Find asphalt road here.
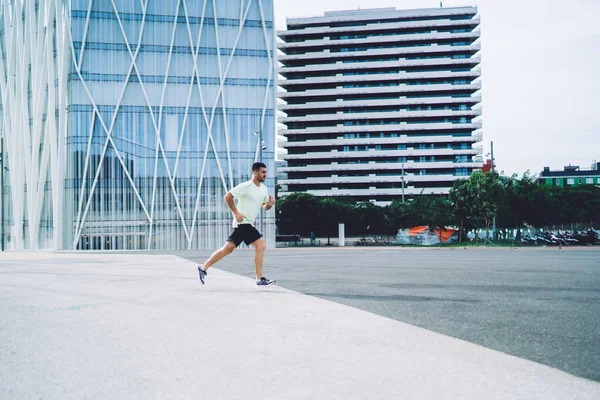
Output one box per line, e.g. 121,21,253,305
170,247,600,382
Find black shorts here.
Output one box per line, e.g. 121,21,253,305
227,224,262,247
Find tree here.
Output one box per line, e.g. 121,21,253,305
276,192,320,236
496,172,538,228
347,201,387,236
385,200,412,231
450,171,504,239
315,198,351,245
450,178,481,239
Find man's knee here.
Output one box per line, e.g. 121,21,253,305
254,240,266,252
222,242,235,254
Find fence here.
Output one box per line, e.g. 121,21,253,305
275,223,600,247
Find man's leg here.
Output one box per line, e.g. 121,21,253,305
250,237,266,279
203,240,237,271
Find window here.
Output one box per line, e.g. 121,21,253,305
586,178,594,184
555,178,561,185
567,178,575,185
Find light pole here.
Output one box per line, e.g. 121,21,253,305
401,161,405,203
254,131,267,233
0,134,5,251
254,130,266,162
490,141,495,172
490,141,496,240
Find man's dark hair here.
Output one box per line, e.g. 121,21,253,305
252,162,266,172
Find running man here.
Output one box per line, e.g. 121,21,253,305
197,162,276,287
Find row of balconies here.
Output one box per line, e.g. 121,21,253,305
279,69,480,89
282,132,483,148
280,121,482,136
279,82,481,100
279,160,483,173
279,16,480,40
279,56,481,75
279,95,481,112
279,173,466,186
278,187,452,197
284,147,481,160
278,31,480,53
279,108,481,124
279,43,481,64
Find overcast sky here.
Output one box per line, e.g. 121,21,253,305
273,0,600,176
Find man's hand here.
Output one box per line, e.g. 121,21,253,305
263,196,276,211
234,211,246,222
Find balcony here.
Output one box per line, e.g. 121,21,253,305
278,43,481,63
278,31,480,52
279,69,481,89
278,16,480,39
279,120,483,136
279,81,482,99
284,148,480,160
279,108,481,124
279,173,462,186
282,134,484,149
279,159,483,173
278,187,452,197
279,95,482,112
278,55,481,75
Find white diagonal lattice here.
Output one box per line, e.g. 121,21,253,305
0,0,276,250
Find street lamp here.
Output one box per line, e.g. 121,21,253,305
485,141,496,172
253,130,267,233
485,141,497,240
0,134,5,251
401,161,405,203
253,130,266,162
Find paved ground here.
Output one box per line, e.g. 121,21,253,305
1,249,599,399
173,247,600,382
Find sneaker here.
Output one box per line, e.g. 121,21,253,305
256,277,275,287
197,265,207,285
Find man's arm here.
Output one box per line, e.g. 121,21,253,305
262,195,276,211
224,192,245,222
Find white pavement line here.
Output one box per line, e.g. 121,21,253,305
0,253,598,400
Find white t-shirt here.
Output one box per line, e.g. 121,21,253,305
229,180,269,227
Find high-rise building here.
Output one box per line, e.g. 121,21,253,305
277,6,482,204
0,0,276,250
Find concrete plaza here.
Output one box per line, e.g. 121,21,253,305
1,249,599,399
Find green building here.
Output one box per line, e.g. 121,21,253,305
539,162,600,187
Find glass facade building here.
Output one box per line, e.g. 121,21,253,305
0,0,276,250
277,7,483,204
